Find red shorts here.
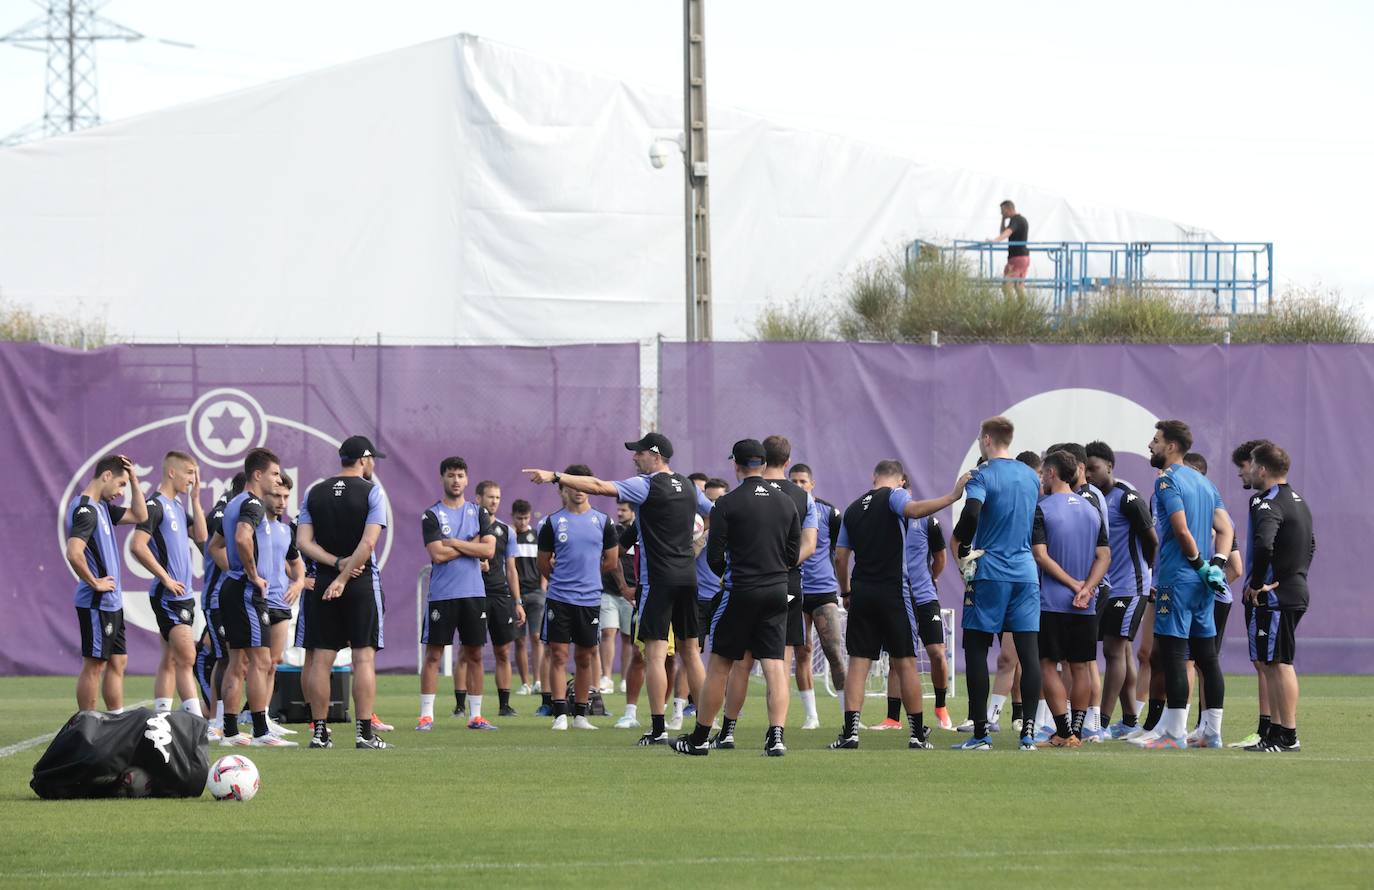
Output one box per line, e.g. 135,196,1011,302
1004,256,1031,278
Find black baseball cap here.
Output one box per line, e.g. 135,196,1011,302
729,439,766,465
339,435,386,461
624,432,673,460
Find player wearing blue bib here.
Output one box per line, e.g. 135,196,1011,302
64,453,148,713
1136,420,1234,750
948,416,1043,751
538,464,621,731
1032,451,1111,747
131,451,208,718
789,463,848,728
1085,440,1157,739
209,447,295,747
417,457,498,731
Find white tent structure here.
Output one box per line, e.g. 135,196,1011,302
0,34,1215,343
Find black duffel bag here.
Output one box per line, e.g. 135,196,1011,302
31,708,209,799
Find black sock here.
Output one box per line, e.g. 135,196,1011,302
721,716,737,738
1070,709,1086,739
651,713,666,736
843,710,861,737
573,701,589,718
886,697,901,722
553,699,568,717
251,710,269,737
690,722,711,745
767,725,784,747
1281,725,1297,746
1259,714,1271,737
357,718,372,740
454,690,467,712
1122,711,1138,728
687,695,694,706
1144,699,1165,731
934,687,947,709
541,692,552,708
498,689,511,709
1012,702,1025,722
907,710,924,738
1054,712,1071,738
224,713,239,737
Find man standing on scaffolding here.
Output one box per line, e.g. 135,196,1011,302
993,199,1030,298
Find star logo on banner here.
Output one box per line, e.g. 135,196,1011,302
206,406,245,449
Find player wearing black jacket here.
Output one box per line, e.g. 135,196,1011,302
674,440,801,758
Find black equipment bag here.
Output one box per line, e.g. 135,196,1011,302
30,708,209,799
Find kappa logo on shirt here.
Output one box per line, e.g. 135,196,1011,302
1125,494,1138,503
76,506,92,515
753,485,769,496
1159,482,1170,490
1258,502,1272,511
861,494,873,510
332,480,346,497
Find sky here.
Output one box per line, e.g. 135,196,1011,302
2,0,1371,310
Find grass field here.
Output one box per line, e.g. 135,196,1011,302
2,673,1372,888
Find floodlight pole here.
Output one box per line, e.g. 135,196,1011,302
683,0,712,341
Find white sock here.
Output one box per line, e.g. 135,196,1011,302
1162,707,1187,737
469,695,482,720
601,675,611,688
1135,699,1146,719
624,703,638,720
989,693,1007,723
672,697,686,720
1087,706,1101,732
110,707,124,715
154,697,173,713
420,693,435,720
801,689,818,720
1203,707,1223,735
215,701,225,721
181,699,203,717
1035,699,1053,731
837,690,845,713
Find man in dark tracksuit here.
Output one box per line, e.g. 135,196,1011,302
674,439,801,758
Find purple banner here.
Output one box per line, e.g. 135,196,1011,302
661,342,1372,673
0,342,640,675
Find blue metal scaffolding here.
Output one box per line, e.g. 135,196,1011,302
905,240,1273,314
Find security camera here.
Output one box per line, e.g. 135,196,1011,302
649,140,672,169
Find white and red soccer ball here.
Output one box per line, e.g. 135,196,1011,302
207,754,260,802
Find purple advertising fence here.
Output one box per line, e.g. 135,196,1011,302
661,342,1373,674
2,341,1369,676
0,342,641,675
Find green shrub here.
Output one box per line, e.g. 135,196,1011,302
0,296,113,348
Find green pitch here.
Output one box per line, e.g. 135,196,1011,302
1,674,1371,888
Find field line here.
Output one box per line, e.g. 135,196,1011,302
0,701,153,759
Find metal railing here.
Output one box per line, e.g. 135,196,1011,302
906,239,1274,314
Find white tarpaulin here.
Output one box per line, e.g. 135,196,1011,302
0,34,1216,343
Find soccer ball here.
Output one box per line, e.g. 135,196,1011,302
207,754,260,802
118,766,153,797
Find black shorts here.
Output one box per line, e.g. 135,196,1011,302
218,576,270,649
306,567,384,651
208,609,227,658
802,592,839,614
422,597,488,648
844,582,919,660
267,607,292,626
1249,606,1303,664
1040,611,1098,664
635,583,699,643
540,599,600,649
709,583,788,661
151,596,196,641
1098,595,1146,641
76,607,126,660
786,591,805,647
486,594,519,646
914,599,947,648
697,593,722,645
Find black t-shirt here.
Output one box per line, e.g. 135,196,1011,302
512,527,541,594
481,518,513,595
766,477,811,596
705,476,801,591
1247,484,1315,609
625,472,699,589
1004,214,1029,257
842,487,907,588
302,475,387,578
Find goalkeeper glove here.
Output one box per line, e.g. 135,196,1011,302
958,549,985,584
1189,554,1228,597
